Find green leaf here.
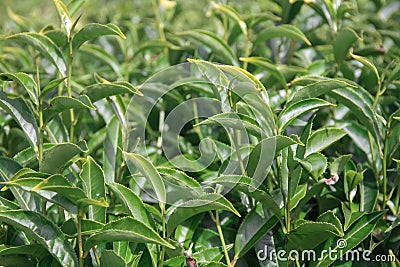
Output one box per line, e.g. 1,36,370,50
346,170,364,193
361,173,378,212
203,175,283,226
0,210,77,266
256,24,311,45
107,182,154,228
80,156,106,223
329,154,352,175
32,174,87,203
0,244,49,259
167,193,240,235
196,112,264,138
39,141,88,174
350,51,380,86
333,28,360,63
123,152,166,210
287,221,343,251
177,29,238,65
39,77,67,99
52,0,72,38
0,92,39,150
341,203,364,231
328,86,380,141
103,116,120,183
83,81,141,103
289,76,356,104
0,72,38,106
84,217,174,251
240,57,289,90
100,250,126,267
234,203,278,258
211,2,247,36
317,210,344,236
61,218,104,237
72,23,126,52
43,95,95,123
278,98,334,132
305,127,347,157
297,153,327,181
289,183,308,210
7,32,67,75
316,210,386,266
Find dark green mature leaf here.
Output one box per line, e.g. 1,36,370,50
83,81,141,103
123,152,166,209
297,153,327,181
346,170,363,193
100,250,126,267
204,175,283,225
43,95,95,123
61,218,104,237
0,210,77,266
103,116,120,183
256,24,311,45
278,98,333,133
328,87,380,140
80,156,106,223
84,217,174,251
333,28,359,63
287,221,343,251
7,32,67,75
234,204,278,258
72,23,126,52
167,193,240,235
317,210,344,236
361,173,378,212
0,91,39,150
316,210,386,266
289,76,355,104
0,72,38,106
177,30,238,65
0,244,49,259
107,182,154,228
32,174,87,203
39,77,67,99
305,127,347,157
39,140,88,174
0,158,38,211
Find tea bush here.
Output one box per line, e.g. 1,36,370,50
0,0,399,266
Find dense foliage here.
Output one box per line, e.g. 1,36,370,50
0,0,399,266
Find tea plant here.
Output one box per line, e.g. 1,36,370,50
0,0,399,266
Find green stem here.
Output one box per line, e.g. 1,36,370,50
214,211,231,266
77,209,84,267
67,41,75,141
232,129,246,176
382,126,389,211
242,36,251,70
152,0,169,61
159,207,166,267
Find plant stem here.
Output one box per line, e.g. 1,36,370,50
152,0,169,61
159,208,166,267
67,42,75,141
382,126,389,211
214,211,231,267
77,209,84,267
